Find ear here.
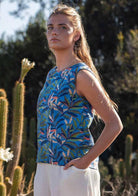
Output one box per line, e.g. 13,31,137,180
73,31,81,42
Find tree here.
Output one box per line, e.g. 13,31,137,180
4,0,84,18
83,0,138,60
114,29,138,125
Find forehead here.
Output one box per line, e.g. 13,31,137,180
47,14,73,26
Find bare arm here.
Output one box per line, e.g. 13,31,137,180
64,69,123,169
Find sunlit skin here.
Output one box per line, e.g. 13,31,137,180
46,14,123,170
46,14,81,71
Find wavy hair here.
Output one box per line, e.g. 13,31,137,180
48,4,118,117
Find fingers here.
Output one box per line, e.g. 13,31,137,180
64,161,74,170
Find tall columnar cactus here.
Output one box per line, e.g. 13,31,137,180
4,177,12,195
20,117,28,163
9,166,23,196
0,172,3,183
0,182,6,196
0,97,8,148
118,158,125,178
125,134,133,178
0,89,6,98
0,58,35,195
0,97,8,176
5,82,25,180
5,58,35,182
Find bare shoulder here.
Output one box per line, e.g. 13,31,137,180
77,68,94,79
76,69,102,97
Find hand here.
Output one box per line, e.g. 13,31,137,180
64,156,91,170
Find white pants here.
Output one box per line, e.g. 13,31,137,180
33,163,100,196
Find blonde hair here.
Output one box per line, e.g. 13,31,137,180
48,4,118,117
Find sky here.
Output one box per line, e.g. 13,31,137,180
0,1,50,41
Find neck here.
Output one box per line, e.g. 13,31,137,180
53,48,80,71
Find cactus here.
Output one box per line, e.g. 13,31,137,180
0,59,35,194
0,173,3,183
5,58,35,181
9,166,23,196
0,165,4,183
0,97,8,149
20,117,28,163
5,82,25,181
4,177,12,195
0,89,6,98
0,97,8,177
119,158,125,178
0,182,6,196
125,134,133,178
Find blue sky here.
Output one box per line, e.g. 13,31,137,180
0,1,50,41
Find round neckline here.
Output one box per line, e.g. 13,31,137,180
55,62,83,73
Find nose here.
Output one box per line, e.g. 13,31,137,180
51,27,59,35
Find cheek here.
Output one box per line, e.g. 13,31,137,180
64,31,74,42
68,28,74,34
67,34,74,44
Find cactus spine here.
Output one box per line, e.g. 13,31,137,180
9,166,23,196
125,134,133,178
0,182,6,196
6,81,25,181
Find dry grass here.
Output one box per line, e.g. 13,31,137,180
101,177,138,196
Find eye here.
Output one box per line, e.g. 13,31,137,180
47,26,53,30
61,26,67,29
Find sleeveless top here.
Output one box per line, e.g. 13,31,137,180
36,62,99,170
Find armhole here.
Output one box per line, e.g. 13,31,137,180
74,65,95,98
75,64,95,79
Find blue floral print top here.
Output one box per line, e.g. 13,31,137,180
36,62,99,170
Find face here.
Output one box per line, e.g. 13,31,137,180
46,14,80,52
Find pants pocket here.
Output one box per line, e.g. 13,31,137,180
71,165,89,172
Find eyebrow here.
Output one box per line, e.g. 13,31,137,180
47,23,68,26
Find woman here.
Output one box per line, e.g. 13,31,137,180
34,3,123,196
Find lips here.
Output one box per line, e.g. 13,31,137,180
50,38,59,41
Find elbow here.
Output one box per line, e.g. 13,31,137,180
118,122,123,133
113,112,124,134
109,116,123,135
116,119,123,134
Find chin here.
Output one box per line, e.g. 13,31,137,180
50,45,68,51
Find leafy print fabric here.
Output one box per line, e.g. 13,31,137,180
36,62,99,169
